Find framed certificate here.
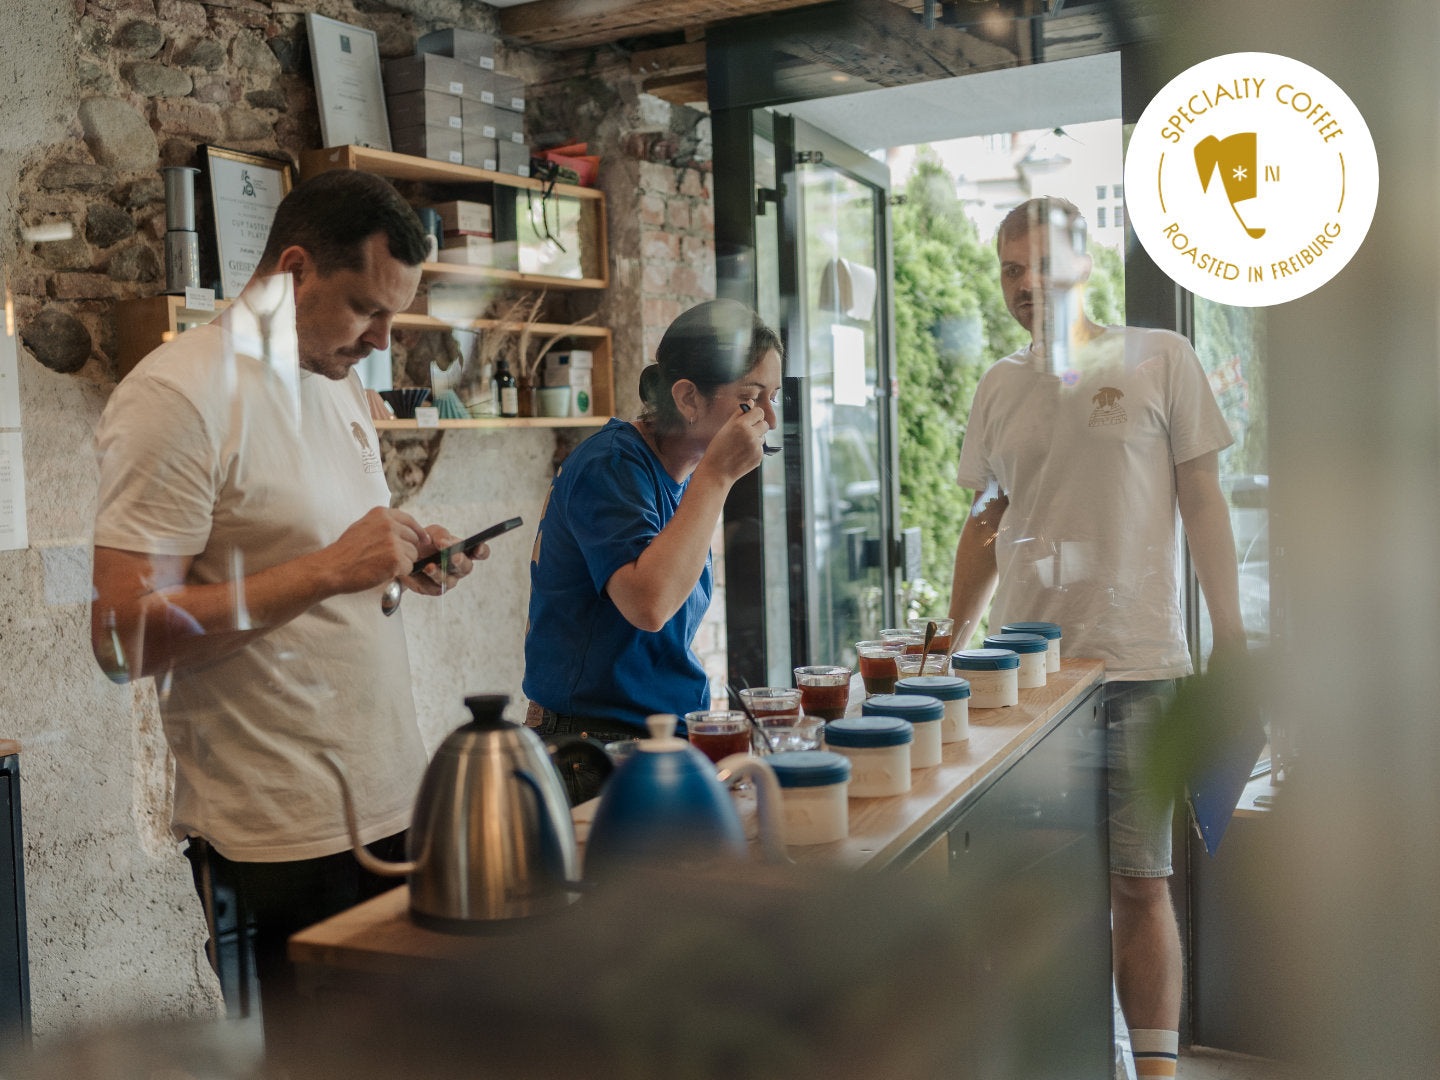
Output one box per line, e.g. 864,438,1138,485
306,13,392,152
201,146,294,299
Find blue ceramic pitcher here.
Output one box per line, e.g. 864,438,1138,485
584,714,786,878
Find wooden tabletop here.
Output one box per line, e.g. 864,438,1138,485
792,657,1105,871
290,659,1105,976
0,740,19,757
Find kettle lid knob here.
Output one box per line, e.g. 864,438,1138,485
644,713,687,749
462,694,512,730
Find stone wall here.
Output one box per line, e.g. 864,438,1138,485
1,0,722,1037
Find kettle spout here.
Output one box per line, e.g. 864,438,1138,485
319,750,418,877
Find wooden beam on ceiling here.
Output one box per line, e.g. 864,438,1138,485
775,0,1019,87
629,41,707,77
500,0,821,50
642,73,711,106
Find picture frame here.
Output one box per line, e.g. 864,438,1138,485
306,13,392,153
200,146,294,300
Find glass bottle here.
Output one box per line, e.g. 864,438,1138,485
493,360,518,418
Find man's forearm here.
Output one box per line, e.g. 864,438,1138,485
948,512,1002,651
94,546,343,681
1176,456,1247,654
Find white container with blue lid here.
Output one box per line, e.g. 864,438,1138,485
862,694,944,767
822,716,913,796
983,632,1049,689
895,675,971,743
768,750,852,845
951,648,1020,708
1000,621,1062,673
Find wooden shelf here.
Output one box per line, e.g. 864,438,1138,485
375,416,610,432
392,314,609,336
113,295,231,379
300,145,610,291
418,261,606,292
299,145,603,201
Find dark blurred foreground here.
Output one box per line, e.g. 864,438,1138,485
4,864,1106,1080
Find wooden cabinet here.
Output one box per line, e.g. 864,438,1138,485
114,295,232,380
114,146,614,432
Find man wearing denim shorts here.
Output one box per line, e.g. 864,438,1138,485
948,199,1246,1078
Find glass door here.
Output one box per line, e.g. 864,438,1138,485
771,113,901,671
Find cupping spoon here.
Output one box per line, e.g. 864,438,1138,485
738,402,781,455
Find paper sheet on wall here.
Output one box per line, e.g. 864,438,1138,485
1,280,20,429
0,278,27,550
0,433,27,551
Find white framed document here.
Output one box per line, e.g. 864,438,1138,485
306,13,392,151
201,146,294,300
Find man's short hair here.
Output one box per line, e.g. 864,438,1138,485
256,170,428,274
995,196,1088,255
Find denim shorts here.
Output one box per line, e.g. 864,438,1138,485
1106,679,1178,878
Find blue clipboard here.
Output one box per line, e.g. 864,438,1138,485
1186,710,1267,857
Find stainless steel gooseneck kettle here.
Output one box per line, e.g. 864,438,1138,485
323,694,580,931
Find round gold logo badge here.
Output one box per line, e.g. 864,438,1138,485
1124,51,1378,307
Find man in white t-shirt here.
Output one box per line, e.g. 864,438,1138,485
949,198,1246,1078
90,171,483,1040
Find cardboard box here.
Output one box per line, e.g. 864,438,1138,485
431,200,492,235
436,238,517,271
489,72,526,113
544,350,594,417
462,133,498,171
386,90,462,131
460,99,523,142
389,123,462,165
497,140,530,178
417,28,497,70
438,235,496,263
384,54,470,98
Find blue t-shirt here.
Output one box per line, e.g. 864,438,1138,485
523,419,712,728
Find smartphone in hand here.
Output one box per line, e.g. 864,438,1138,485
412,515,524,575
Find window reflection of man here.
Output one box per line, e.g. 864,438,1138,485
950,197,1246,1080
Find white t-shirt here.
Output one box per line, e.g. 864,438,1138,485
956,326,1233,681
94,308,425,862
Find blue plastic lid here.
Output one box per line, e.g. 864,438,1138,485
951,648,1021,671
895,675,970,701
983,632,1049,654
823,716,914,748
767,750,852,788
1000,621,1062,640
862,694,944,722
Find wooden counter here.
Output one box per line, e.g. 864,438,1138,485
291,659,1105,973
797,658,1104,872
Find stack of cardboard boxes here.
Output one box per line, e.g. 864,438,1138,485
383,28,529,176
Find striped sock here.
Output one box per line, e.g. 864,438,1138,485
1129,1028,1178,1078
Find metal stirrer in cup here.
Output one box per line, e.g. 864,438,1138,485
918,621,938,675
728,683,777,754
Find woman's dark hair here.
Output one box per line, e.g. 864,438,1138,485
255,170,429,274
639,300,783,434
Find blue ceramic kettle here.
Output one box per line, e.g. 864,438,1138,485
584,714,787,878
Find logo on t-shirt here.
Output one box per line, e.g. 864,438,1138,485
350,421,382,475
1089,386,1128,427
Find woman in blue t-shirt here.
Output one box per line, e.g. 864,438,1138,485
523,300,782,776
